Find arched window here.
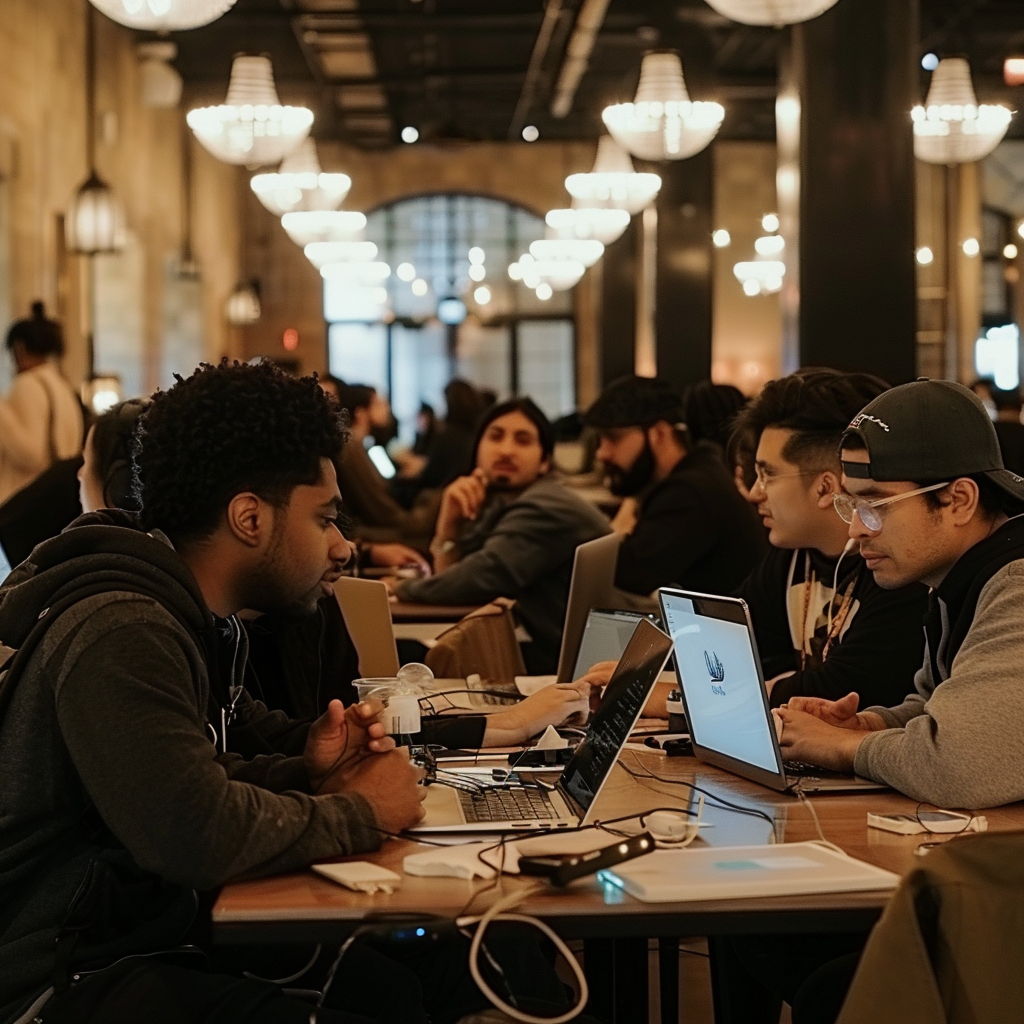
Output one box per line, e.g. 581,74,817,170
325,194,576,441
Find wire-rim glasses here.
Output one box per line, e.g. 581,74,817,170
832,481,950,531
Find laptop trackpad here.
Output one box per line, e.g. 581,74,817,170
419,783,465,827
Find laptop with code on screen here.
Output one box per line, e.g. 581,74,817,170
658,588,886,795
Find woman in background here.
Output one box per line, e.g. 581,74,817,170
0,302,83,503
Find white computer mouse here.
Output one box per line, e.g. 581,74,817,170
644,810,691,842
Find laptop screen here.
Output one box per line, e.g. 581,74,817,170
571,609,643,680
0,538,11,587
560,618,673,818
659,590,780,775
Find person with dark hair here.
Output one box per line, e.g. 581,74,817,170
721,379,1024,1024
683,380,748,450
584,375,766,597
392,396,610,672
412,401,436,456
333,382,436,551
0,301,83,503
77,399,149,514
0,360,432,1024
725,369,928,710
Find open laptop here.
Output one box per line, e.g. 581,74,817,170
658,588,887,795
554,533,622,683
413,617,674,832
571,608,645,680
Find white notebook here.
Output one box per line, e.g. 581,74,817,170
599,842,899,903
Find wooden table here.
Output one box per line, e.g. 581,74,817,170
214,752,1024,943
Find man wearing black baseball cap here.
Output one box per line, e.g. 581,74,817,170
584,375,765,597
776,379,1024,809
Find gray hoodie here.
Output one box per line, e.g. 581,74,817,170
0,514,379,1024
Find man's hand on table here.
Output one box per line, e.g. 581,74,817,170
340,749,428,833
367,542,431,578
483,681,594,746
305,698,393,793
773,692,888,773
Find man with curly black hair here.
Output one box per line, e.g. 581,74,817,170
0,361,433,1024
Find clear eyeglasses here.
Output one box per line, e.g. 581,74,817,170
832,481,950,532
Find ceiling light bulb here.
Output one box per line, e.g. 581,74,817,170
508,262,523,281
916,246,934,266
468,247,485,264
522,125,539,142
468,264,486,282
1004,244,1019,260
602,52,723,161
712,229,731,248
754,234,785,256
474,286,492,305
762,213,780,233
742,279,761,296
401,126,419,144
187,55,313,167
397,262,416,281
536,283,553,300
411,278,429,296
922,53,940,71
962,237,980,257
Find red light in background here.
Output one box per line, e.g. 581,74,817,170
1006,58,1024,87
283,328,299,351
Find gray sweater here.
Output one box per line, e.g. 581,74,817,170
854,561,1024,809
395,475,610,670
0,517,380,1024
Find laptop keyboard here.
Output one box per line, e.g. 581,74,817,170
783,760,847,779
458,784,559,822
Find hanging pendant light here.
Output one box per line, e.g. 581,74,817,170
225,281,261,325
529,238,604,268
603,52,724,162
67,172,126,255
565,136,661,214
89,0,236,30
517,253,586,292
702,0,839,27
250,138,351,216
545,207,631,245
187,55,313,167
320,261,392,285
912,57,1013,165
281,210,367,248
304,241,378,270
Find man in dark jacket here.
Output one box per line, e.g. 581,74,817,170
0,362,427,1024
584,375,766,597
393,398,610,673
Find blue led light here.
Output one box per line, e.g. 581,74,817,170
415,927,426,937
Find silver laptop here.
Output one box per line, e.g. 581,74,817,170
572,608,645,680
413,617,674,832
555,533,622,683
658,588,887,795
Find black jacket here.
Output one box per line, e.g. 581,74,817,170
737,545,928,709
615,443,767,597
0,513,378,1024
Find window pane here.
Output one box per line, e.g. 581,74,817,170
391,322,449,444
328,323,388,392
456,322,510,400
517,320,575,420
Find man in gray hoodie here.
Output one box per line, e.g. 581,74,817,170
0,362,429,1024
776,379,1024,810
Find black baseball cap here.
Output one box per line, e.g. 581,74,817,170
840,378,1024,502
584,375,687,431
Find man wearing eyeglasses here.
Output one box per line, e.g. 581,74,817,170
730,370,929,711
776,379,1024,809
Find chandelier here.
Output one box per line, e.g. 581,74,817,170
517,254,586,292
733,260,785,296
545,207,631,245
912,57,1013,165
304,241,378,270
225,281,261,325
281,210,367,248
320,261,392,285
187,55,313,167
89,0,236,30
602,52,724,162
529,239,604,268
250,139,351,216
564,137,661,214
702,0,839,26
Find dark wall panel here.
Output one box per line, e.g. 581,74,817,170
599,217,637,386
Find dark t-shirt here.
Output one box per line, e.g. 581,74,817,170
736,545,928,709
615,443,768,596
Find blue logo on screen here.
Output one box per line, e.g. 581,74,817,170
705,650,726,694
